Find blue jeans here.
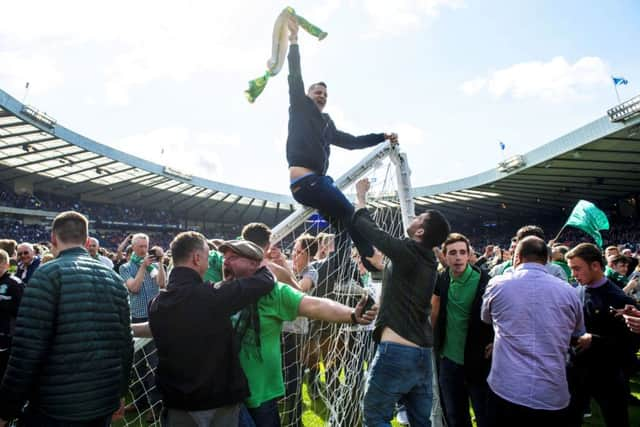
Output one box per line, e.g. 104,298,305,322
363,342,433,427
290,174,377,271
240,398,280,427
439,356,489,427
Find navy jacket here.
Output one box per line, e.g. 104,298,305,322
286,44,385,176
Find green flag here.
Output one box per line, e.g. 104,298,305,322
564,200,609,247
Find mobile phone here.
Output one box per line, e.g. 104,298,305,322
363,294,376,312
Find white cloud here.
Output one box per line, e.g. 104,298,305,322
460,77,487,95
460,56,610,101
362,0,465,37
112,127,234,179
0,1,276,104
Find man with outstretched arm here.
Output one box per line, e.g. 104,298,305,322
131,231,275,427
286,17,397,272
354,178,451,427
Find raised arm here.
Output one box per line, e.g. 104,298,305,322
287,18,306,108
121,257,154,294
352,179,413,263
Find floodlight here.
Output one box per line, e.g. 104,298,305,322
497,154,526,173
21,105,57,128
607,94,640,122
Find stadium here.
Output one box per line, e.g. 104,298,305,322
2,81,640,426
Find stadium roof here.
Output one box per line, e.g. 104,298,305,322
412,99,640,223
1,86,639,227
0,88,296,225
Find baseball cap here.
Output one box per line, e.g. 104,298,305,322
218,240,264,261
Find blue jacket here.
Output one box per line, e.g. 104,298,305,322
286,44,385,176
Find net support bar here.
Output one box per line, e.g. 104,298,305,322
389,148,415,235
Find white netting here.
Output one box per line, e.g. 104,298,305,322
116,146,411,426
278,156,407,427
112,338,162,426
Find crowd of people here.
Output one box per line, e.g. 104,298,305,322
0,183,639,426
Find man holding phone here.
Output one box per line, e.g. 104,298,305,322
354,178,451,427
119,233,166,419
565,243,636,426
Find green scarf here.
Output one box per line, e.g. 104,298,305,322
605,265,628,285
245,6,327,103
130,253,157,273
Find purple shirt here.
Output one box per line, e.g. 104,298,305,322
481,263,584,410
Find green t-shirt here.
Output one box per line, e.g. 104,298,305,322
237,282,304,408
442,264,480,365
204,250,223,283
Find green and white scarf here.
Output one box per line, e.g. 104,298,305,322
245,6,327,103
130,253,157,273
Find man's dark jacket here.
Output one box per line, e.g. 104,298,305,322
352,208,438,347
286,44,385,176
433,266,494,383
0,247,133,421
573,279,637,370
148,266,275,411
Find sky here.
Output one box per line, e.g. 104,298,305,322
1,0,638,196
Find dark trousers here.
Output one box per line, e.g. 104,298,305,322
0,348,9,381
567,365,629,427
438,357,489,427
22,406,111,427
487,388,567,427
247,398,281,427
290,174,376,271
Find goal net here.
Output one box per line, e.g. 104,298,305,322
271,142,415,427
116,142,415,426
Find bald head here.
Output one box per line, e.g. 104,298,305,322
515,236,548,267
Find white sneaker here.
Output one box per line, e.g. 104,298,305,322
396,409,409,425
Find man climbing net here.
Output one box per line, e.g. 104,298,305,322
284,16,398,273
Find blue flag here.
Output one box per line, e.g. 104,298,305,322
499,141,506,151
612,76,628,86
